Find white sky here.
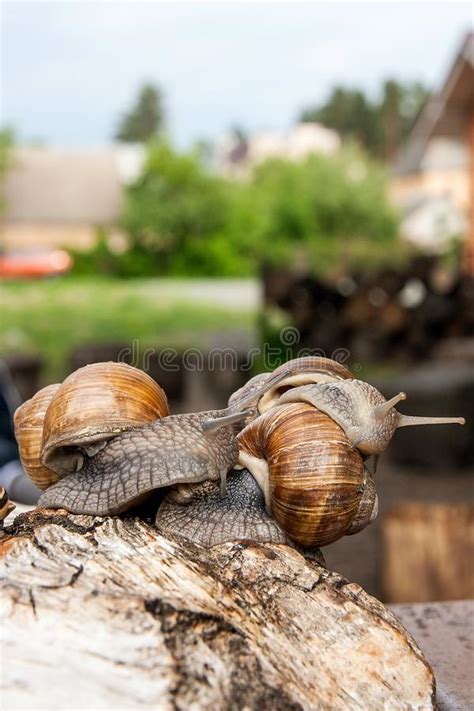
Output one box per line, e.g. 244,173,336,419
1,1,472,148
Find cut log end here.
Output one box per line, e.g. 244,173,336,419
1,508,436,710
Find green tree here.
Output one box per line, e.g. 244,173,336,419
121,141,251,276
381,80,402,162
236,144,399,273
300,80,429,160
300,87,381,155
115,84,164,143
394,80,429,142
380,79,429,161
78,141,399,278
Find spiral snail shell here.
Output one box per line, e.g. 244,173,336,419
237,402,372,547
13,356,465,554
25,363,292,515
14,362,169,488
228,357,352,424
14,383,61,489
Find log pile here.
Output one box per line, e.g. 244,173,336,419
263,257,474,363
1,508,436,709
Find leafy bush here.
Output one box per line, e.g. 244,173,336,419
119,142,247,276
73,140,399,277
238,143,399,273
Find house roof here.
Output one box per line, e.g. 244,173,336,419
394,32,474,175
2,147,124,223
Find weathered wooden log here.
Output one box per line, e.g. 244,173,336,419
1,509,435,710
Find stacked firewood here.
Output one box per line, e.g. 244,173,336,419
262,256,474,363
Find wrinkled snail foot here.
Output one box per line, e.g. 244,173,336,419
155,468,325,567
156,469,291,548
38,413,238,515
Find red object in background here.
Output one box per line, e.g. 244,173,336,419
0,250,73,278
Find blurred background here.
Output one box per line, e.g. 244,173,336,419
0,1,473,603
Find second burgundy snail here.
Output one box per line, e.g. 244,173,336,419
14,357,464,551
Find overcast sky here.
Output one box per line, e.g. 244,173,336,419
1,1,472,148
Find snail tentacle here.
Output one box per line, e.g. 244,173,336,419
278,380,465,457
202,408,255,433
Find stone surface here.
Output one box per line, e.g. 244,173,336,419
390,600,474,711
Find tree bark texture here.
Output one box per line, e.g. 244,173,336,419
1,509,436,710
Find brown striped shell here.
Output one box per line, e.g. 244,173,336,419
0,485,15,523
42,362,169,476
14,383,61,489
229,356,352,416
14,362,169,486
237,402,368,548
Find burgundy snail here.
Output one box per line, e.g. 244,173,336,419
13,358,464,552
154,357,355,549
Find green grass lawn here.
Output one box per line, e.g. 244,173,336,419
0,277,257,381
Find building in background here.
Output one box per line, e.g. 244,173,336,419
214,122,340,179
0,145,145,253
391,32,474,272
391,137,468,253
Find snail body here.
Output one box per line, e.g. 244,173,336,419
14,362,169,488
14,356,465,552
38,409,240,515
278,379,465,456
22,362,293,516
155,469,291,548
